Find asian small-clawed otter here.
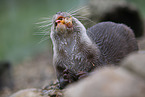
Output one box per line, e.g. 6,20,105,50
50,12,138,89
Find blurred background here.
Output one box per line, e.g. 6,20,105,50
0,0,145,96
0,0,87,64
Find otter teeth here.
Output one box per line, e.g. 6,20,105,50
56,23,66,33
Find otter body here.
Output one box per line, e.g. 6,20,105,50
87,22,138,64
50,12,138,88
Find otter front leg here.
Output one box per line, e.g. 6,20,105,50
59,70,89,89
58,68,78,89
58,69,71,89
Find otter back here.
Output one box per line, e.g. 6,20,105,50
87,22,138,64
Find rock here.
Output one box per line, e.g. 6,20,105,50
64,67,145,97
64,51,145,97
10,88,43,97
138,37,145,50
121,51,145,79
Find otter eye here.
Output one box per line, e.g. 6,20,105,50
57,16,64,20
58,17,63,20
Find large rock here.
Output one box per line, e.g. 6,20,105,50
138,37,145,50
122,51,145,79
64,67,145,97
64,52,145,97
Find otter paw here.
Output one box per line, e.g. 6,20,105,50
63,69,72,83
76,71,88,79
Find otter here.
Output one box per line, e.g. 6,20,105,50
50,12,138,89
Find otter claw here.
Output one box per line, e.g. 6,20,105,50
77,71,88,79
62,69,71,83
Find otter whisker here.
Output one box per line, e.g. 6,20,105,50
75,16,96,25
72,13,90,17
67,6,78,14
37,24,52,31
34,33,49,36
69,6,87,14
35,15,53,44
39,17,52,20
69,6,88,15
36,25,51,36
38,31,50,43
35,20,52,25
36,31,50,34
38,36,50,44
38,23,53,28
34,32,50,36
37,27,51,32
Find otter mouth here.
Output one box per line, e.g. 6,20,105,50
55,15,73,32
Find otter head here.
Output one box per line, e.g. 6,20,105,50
51,12,86,39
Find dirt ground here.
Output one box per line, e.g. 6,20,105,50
0,48,56,97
